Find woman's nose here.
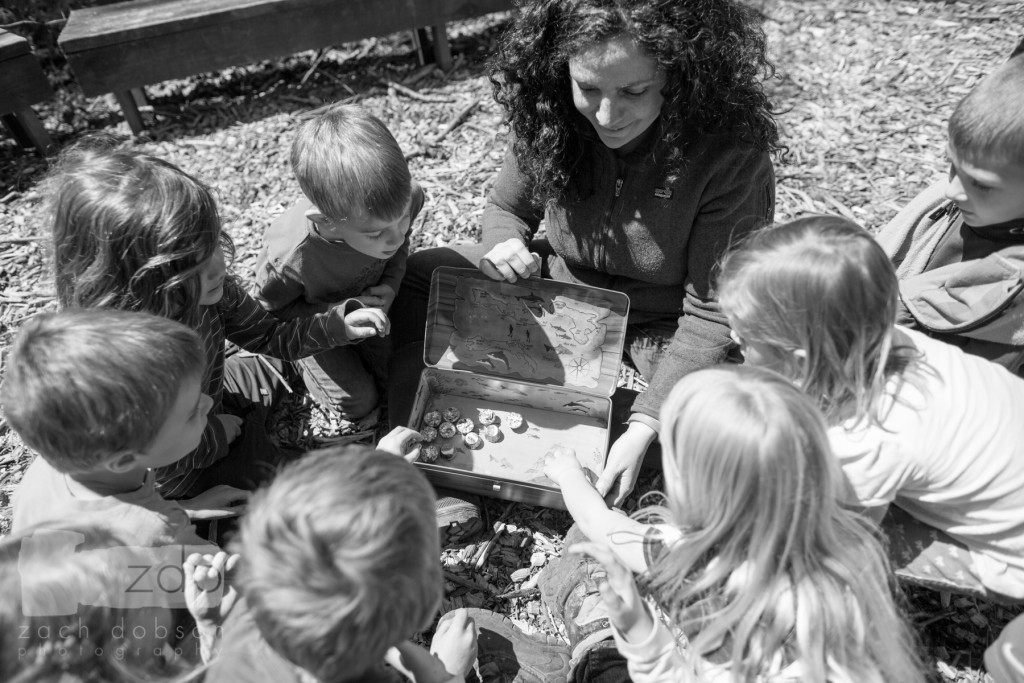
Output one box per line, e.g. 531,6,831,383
595,97,620,127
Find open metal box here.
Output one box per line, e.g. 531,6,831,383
408,267,629,509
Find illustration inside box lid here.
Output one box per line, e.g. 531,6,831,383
425,268,628,395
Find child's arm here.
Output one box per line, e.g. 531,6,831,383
544,446,650,574
220,278,384,359
179,484,250,520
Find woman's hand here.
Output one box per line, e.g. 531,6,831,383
595,422,657,507
569,541,654,644
479,238,541,283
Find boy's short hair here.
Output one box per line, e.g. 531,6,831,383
235,445,440,682
949,54,1024,167
0,309,205,474
291,103,412,223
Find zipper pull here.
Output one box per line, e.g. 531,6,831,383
615,178,623,197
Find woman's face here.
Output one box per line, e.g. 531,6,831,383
568,35,667,153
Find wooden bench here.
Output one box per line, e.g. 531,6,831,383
1,29,55,155
59,0,513,134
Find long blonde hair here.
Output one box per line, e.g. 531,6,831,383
717,215,916,427
642,366,925,683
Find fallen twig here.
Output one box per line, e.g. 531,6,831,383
382,80,452,103
431,98,481,146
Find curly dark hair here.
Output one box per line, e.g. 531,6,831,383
489,0,781,205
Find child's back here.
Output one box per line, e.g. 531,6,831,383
876,53,1024,373
834,324,1024,599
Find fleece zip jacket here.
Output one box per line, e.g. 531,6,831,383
481,125,775,425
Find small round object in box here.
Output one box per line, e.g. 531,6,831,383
456,417,475,434
420,444,440,463
482,424,502,443
442,406,461,422
420,426,438,443
423,410,443,427
438,421,457,439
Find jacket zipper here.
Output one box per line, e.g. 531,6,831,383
614,178,623,197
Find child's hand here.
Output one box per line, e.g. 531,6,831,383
184,551,241,663
569,542,654,645
543,446,585,485
357,284,396,312
184,551,240,624
431,609,478,680
377,426,422,463
345,307,390,339
180,484,250,520
213,413,243,444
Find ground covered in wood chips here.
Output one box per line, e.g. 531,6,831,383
2,1,1024,680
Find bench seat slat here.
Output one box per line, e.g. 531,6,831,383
60,0,510,52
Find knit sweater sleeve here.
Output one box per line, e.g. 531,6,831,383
481,145,546,252
219,277,363,359
633,147,775,424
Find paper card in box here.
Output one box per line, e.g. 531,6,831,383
410,267,629,508
423,268,628,396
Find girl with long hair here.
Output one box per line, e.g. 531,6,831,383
545,366,926,682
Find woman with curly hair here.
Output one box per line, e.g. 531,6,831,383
390,0,780,504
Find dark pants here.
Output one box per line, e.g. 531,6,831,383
179,351,294,497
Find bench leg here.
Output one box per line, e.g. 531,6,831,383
114,89,147,135
430,24,452,71
411,25,453,71
2,108,55,156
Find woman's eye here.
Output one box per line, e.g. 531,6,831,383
624,89,647,97
368,232,384,240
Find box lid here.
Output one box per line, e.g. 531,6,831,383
424,267,630,397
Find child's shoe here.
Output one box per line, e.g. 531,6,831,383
442,608,571,683
536,524,615,675
436,494,484,547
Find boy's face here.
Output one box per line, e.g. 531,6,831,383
945,143,1024,227
135,375,212,470
308,199,412,260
